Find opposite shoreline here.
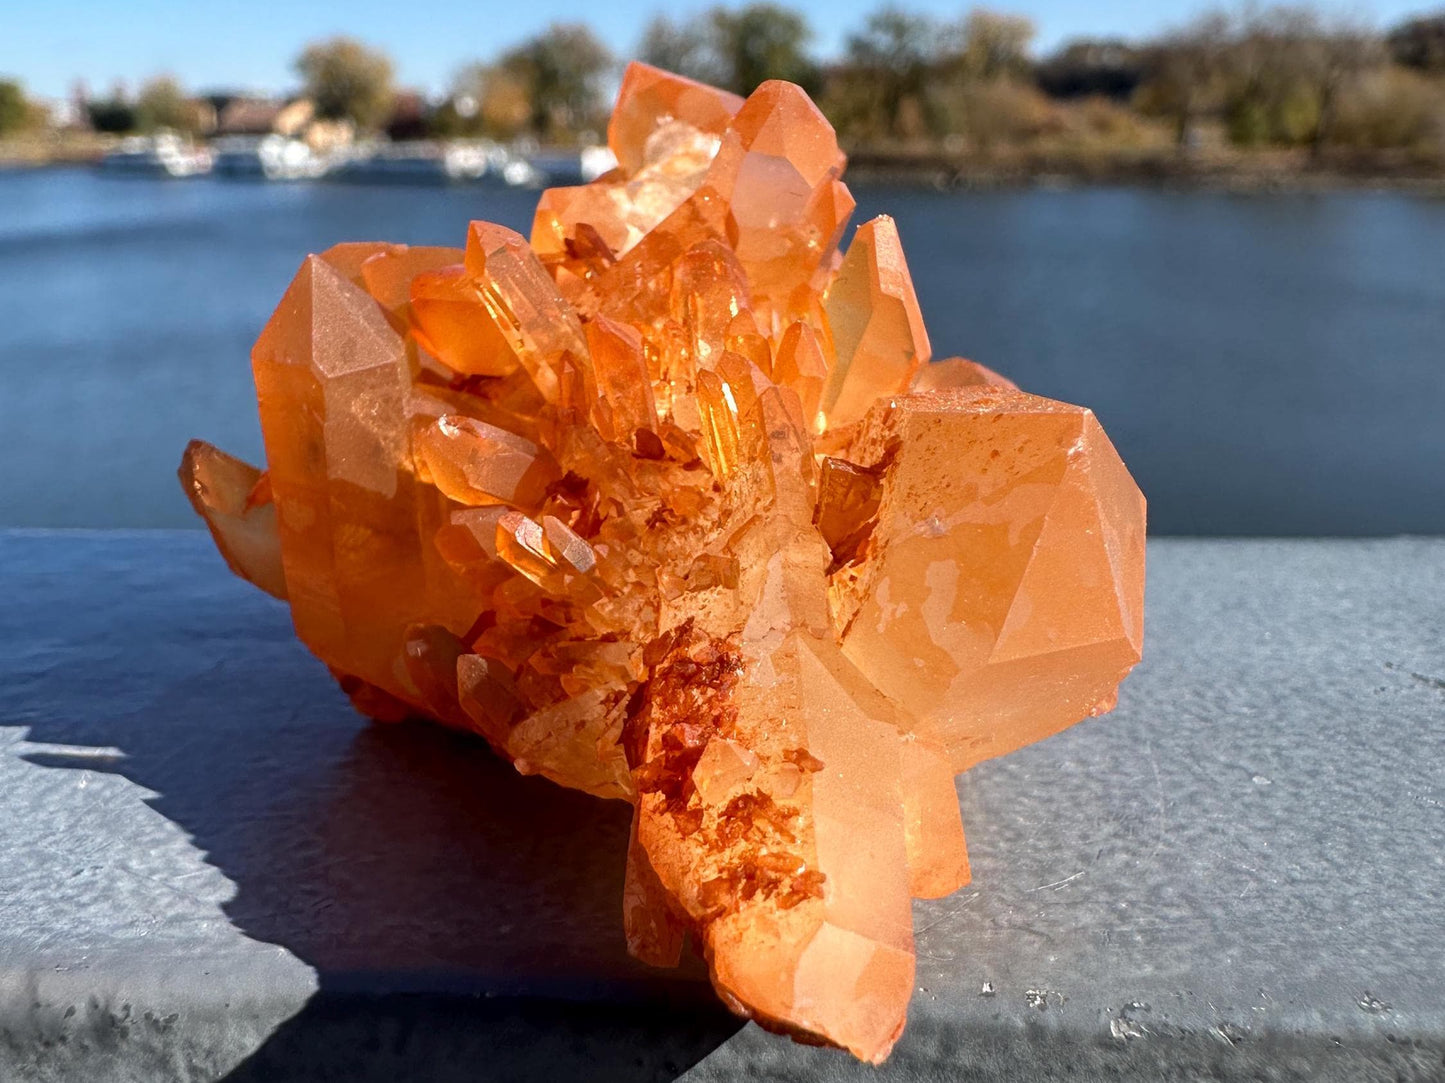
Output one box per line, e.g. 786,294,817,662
4,142,1443,196
846,147,1445,195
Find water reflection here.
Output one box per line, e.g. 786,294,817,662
2,169,1443,534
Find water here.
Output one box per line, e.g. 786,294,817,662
2,167,1442,534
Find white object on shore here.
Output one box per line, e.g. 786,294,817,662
100,134,213,178
580,145,618,182
212,135,332,182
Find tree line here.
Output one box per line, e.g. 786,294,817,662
3,3,1444,160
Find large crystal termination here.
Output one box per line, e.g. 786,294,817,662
180,63,1144,1063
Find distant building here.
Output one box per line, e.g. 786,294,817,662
211,95,352,150
385,91,429,141
215,96,304,136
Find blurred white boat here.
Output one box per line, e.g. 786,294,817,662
440,142,484,181
100,134,213,178
499,156,546,188
581,145,619,182
212,135,332,181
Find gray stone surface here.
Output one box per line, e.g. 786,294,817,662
0,530,1442,1081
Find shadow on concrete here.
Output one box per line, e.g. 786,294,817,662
220,993,743,1083
12,538,741,1082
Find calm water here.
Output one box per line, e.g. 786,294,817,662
2,167,1442,534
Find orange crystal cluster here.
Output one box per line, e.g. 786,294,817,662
180,62,1145,1062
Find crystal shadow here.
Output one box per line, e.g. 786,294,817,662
3,531,739,1081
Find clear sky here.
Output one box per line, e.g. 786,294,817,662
4,0,1433,99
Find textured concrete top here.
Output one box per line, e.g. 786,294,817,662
0,531,1441,1082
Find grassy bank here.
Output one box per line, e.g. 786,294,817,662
0,131,111,168
6,129,1442,195
847,146,1445,193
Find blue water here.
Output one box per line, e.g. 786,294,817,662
2,167,1443,534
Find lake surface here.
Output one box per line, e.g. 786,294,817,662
2,167,1442,534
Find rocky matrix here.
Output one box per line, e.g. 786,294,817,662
180,63,1145,1062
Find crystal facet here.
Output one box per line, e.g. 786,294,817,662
183,63,1145,1064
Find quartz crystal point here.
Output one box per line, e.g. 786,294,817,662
182,63,1145,1064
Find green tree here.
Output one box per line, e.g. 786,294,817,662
708,4,817,95
295,37,395,131
639,15,721,85
845,8,941,137
638,6,817,96
499,24,613,139
134,76,198,134
0,78,31,135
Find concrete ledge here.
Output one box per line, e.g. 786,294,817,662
1,531,1442,1081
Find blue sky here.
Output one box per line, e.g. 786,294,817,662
5,0,1433,99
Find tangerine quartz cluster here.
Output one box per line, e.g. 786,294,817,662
180,63,1145,1062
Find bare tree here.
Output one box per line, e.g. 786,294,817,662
1136,9,1232,149
956,8,1036,80
1301,14,1383,156
1221,6,1382,153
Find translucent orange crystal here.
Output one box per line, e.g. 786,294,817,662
180,62,1145,1063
